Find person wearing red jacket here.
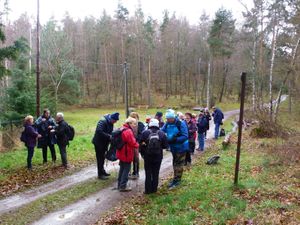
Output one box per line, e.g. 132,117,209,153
116,117,139,192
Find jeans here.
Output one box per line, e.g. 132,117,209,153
27,146,34,169
118,161,131,189
214,123,221,139
198,133,205,151
42,144,56,162
144,157,162,193
58,145,68,167
94,144,108,177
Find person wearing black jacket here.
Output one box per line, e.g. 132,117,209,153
51,112,70,168
35,109,57,163
204,108,211,139
92,112,119,180
140,119,168,194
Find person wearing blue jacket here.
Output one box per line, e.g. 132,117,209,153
161,109,189,189
212,106,224,139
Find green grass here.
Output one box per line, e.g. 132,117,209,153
0,173,116,225
119,140,299,225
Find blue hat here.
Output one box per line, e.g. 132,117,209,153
166,110,176,119
110,112,119,121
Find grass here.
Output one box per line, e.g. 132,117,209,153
98,100,300,225
0,173,116,225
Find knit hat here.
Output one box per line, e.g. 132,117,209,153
149,118,159,128
110,112,120,121
155,112,163,118
166,109,176,119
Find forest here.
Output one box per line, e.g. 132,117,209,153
0,0,299,121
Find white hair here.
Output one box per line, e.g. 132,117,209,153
56,112,64,118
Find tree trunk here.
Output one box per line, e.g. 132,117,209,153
219,58,228,103
269,25,278,121
207,61,211,109
252,36,257,111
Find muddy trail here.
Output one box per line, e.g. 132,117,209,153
31,109,239,225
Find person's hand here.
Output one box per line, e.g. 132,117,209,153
37,134,42,138
141,142,147,147
50,129,55,133
168,136,177,144
42,118,46,122
48,126,52,129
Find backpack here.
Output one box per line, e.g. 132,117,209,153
111,128,128,150
105,145,118,161
146,130,161,155
206,155,220,165
219,128,226,137
20,129,27,143
67,124,75,141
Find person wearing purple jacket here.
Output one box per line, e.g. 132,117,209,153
23,115,41,170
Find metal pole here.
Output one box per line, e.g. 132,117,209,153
124,62,129,118
36,0,41,117
234,72,247,185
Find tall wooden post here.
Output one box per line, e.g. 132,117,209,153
234,72,247,185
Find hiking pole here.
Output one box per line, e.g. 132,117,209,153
234,72,247,186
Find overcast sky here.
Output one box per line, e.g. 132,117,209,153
7,0,252,25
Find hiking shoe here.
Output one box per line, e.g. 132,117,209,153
168,180,180,189
98,175,109,180
119,187,132,192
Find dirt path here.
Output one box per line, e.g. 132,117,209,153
32,109,239,225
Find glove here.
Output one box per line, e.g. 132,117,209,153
168,136,177,144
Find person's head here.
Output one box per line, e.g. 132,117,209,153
24,115,34,125
166,109,176,123
177,112,185,120
149,118,159,128
125,116,137,129
145,115,151,124
56,112,64,122
204,107,209,113
155,112,163,120
199,111,204,118
43,108,50,119
185,112,192,122
129,112,140,121
212,106,216,111
109,112,119,124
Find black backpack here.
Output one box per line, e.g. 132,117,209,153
219,128,225,137
146,130,161,155
20,129,27,143
111,128,128,150
105,145,118,161
67,124,75,141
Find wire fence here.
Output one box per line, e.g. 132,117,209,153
0,119,23,130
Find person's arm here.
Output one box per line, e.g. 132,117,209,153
176,121,188,143
124,129,139,149
95,120,111,141
160,132,169,149
160,123,167,133
27,126,39,138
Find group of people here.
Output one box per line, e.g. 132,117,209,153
21,106,224,194
92,106,224,194
21,109,71,170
